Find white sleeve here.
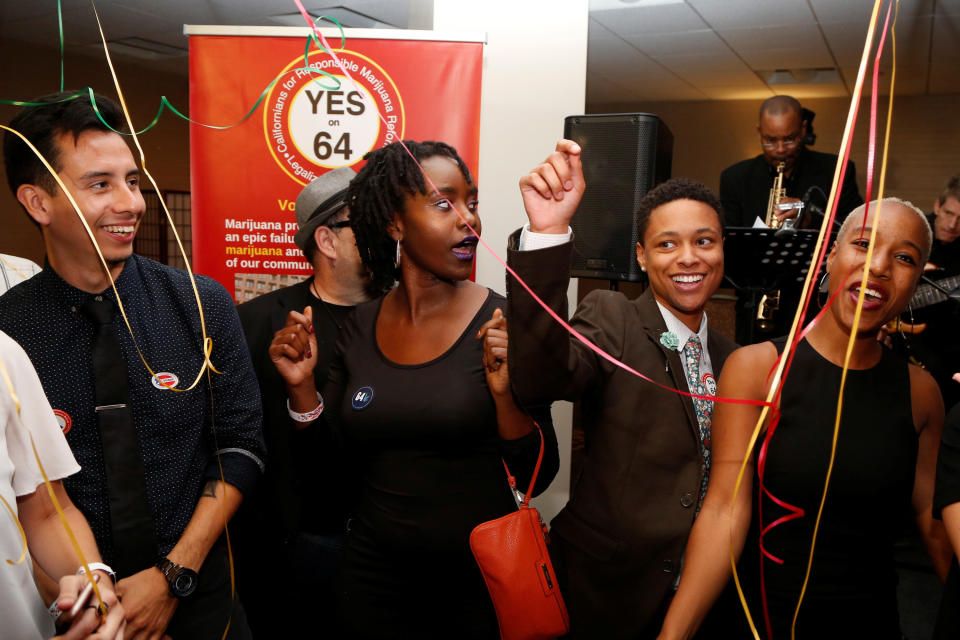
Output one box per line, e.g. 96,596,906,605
1,332,80,497
517,223,573,251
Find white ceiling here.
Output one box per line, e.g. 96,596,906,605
0,1,956,101
588,0,960,104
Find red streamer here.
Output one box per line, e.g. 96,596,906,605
755,3,894,636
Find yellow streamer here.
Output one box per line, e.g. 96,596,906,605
790,3,898,638
90,2,221,391
90,7,238,635
727,1,885,637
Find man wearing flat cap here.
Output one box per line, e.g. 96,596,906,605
233,166,372,637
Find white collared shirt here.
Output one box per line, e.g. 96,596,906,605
517,223,573,251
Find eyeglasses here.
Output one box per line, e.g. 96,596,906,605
324,220,351,230
760,133,802,150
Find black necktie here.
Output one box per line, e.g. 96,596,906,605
81,295,158,577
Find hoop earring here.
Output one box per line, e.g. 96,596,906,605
395,239,401,269
817,272,829,309
902,304,916,341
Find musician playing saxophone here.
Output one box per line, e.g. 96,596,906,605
720,95,864,343
720,95,863,229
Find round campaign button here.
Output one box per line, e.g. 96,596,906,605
152,372,180,390
351,386,375,410
53,409,72,435
702,372,717,397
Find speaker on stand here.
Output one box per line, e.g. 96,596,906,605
563,113,673,289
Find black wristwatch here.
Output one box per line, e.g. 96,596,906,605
155,557,198,599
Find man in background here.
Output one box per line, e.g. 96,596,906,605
896,175,960,411
235,166,374,637
719,95,864,343
720,94,863,228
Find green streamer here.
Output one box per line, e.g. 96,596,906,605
58,0,65,91
1,15,348,136
0,89,85,107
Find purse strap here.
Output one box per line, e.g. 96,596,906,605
502,421,544,510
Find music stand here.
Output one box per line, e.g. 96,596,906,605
723,227,820,344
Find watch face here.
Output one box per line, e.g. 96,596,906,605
172,569,198,598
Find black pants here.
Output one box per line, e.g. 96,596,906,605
549,532,746,640
165,546,251,640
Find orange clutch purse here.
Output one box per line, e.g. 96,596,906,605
470,425,570,640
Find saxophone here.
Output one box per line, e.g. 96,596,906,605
757,162,788,331
765,162,787,229
756,289,780,332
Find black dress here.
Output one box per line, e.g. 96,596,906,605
323,289,559,639
736,337,917,639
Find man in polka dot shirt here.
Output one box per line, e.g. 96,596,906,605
0,93,265,639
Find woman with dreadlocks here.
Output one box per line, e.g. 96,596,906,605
321,141,559,638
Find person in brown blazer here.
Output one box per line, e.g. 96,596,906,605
506,140,738,638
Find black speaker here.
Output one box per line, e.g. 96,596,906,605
563,113,673,282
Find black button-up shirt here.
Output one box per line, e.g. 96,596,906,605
720,147,864,228
0,255,265,564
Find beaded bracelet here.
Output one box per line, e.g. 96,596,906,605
287,391,324,422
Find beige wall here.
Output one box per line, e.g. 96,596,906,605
589,94,960,211
0,40,189,264
433,0,589,523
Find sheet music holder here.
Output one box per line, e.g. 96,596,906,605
723,227,820,343
723,227,820,290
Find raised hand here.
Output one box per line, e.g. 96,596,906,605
478,308,509,398
268,306,318,388
519,139,586,234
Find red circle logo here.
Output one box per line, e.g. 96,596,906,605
264,49,405,185
53,409,72,435
152,372,179,390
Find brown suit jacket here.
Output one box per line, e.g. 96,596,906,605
506,231,737,637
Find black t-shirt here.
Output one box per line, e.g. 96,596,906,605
719,148,864,228
323,288,557,553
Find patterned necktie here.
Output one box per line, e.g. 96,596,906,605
682,335,713,511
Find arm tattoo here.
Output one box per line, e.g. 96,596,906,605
201,479,219,499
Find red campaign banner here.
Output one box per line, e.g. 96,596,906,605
188,30,483,300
